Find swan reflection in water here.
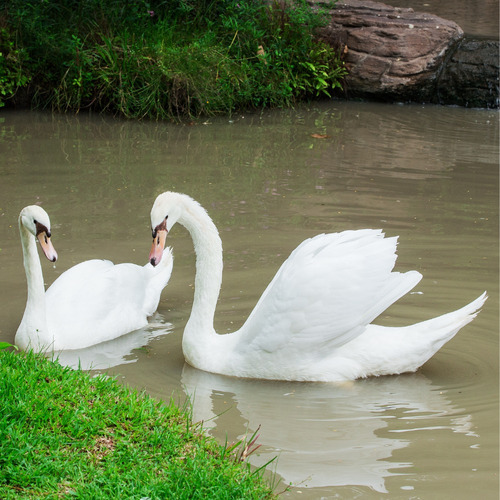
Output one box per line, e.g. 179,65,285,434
180,365,478,493
50,332,478,493
51,313,172,370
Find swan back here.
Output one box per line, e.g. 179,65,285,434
43,248,173,350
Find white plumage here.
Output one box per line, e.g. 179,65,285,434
15,205,173,352
149,191,487,382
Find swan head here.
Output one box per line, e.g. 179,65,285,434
19,205,58,262
149,192,187,266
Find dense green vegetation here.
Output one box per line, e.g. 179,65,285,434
0,0,346,120
0,348,276,499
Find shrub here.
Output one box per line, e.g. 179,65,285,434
0,28,31,107
1,0,346,119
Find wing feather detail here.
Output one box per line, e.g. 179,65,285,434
237,230,422,360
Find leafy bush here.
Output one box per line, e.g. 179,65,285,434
0,28,31,107
1,0,346,119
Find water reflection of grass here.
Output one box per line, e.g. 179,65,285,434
0,349,276,499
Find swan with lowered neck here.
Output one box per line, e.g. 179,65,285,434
16,205,173,352
149,192,487,382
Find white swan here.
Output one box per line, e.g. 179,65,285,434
15,205,173,352
149,192,487,382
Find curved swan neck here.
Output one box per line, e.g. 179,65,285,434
17,218,48,349
180,198,223,353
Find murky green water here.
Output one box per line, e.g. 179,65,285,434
0,101,498,498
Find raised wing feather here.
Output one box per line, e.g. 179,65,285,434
237,230,422,360
142,247,174,315
44,248,172,350
46,260,152,348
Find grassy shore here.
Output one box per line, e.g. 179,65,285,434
0,348,276,499
0,0,345,120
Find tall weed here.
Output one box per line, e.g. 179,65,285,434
1,0,346,119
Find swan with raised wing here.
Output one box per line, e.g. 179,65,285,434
16,205,173,352
149,192,487,382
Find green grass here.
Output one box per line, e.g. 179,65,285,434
0,348,276,499
0,0,346,120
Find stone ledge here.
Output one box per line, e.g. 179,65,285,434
436,39,499,108
312,0,499,108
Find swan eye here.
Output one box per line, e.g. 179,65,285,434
152,216,168,239
34,220,50,238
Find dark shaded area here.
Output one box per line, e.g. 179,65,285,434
436,39,499,108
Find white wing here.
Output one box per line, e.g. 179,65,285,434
45,250,172,349
237,230,422,362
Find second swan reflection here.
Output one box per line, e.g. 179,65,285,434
148,191,487,382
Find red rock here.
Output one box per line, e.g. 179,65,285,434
315,0,465,101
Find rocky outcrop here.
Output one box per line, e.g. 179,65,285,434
436,39,499,108
313,0,499,108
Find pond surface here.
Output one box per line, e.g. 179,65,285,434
384,0,499,39
0,101,498,498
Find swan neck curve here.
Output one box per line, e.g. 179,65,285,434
16,218,49,350
180,199,223,365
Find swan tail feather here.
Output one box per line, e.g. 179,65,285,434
358,292,488,378
411,291,487,346
402,291,488,373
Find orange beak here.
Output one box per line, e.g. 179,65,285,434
37,231,58,263
149,229,167,267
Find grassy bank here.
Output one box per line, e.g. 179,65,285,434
0,0,345,120
0,348,276,499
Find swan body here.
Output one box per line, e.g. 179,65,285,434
16,205,173,352
149,192,487,382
